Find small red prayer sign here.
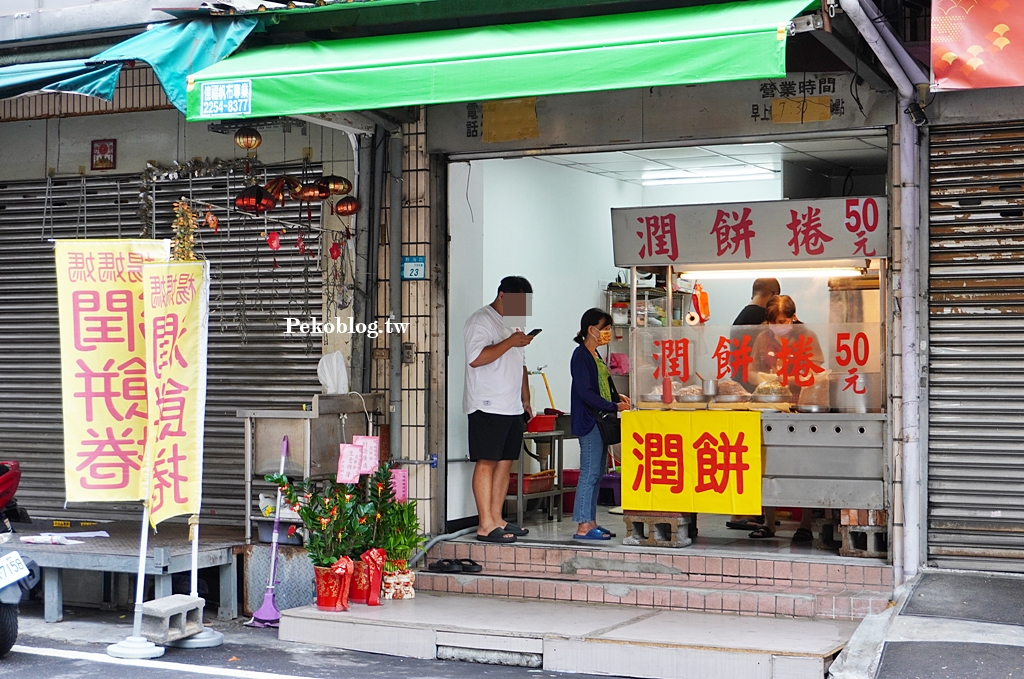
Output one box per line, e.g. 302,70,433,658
91,139,116,171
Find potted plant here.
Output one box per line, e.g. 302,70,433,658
349,465,395,605
266,473,372,610
379,499,426,600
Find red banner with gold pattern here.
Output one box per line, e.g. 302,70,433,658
933,0,1024,89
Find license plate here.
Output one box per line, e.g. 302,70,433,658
0,551,28,589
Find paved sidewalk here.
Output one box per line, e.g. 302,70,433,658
830,571,1024,679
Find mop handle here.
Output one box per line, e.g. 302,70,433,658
267,436,288,587
541,371,556,411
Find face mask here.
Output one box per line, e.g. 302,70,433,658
592,328,612,346
770,323,794,337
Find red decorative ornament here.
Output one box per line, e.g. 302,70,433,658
203,211,219,234
292,182,330,202
266,231,281,251
234,126,262,151
234,184,276,214
334,196,360,216
329,242,341,260
317,175,352,196
265,175,302,204
296,232,306,255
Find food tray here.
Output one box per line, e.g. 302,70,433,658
674,393,707,403
795,404,829,413
751,393,789,403
640,395,667,403
508,470,555,496
713,394,751,403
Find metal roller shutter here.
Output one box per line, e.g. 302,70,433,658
928,121,1024,571
0,164,324,525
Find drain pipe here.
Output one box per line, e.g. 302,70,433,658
857,0,929,86
409,527,477,568
388,133,404,464
837,0,922,587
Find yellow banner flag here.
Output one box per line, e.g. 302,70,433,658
142,261,209,527
621,410,762,515
57,239,170,503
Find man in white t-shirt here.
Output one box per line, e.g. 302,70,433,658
464,276,535,543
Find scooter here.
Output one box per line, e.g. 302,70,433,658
0,461,40,657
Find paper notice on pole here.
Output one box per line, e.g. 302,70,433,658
337,444,363,484
353,435,380,475
390,468,408,503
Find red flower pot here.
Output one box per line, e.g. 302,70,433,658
349,560,369,604
314,566,341,610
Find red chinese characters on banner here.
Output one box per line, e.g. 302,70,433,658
635,214,679,261
835,331,870,394
652,338,690,381
630,431,685,494
72,290,137,352
693,431,751,495
75,425,145,490
151,443,190,514
786,206,833,256
777,335,825,387
844,198,880,257
712,335,753,383
710,208,756,259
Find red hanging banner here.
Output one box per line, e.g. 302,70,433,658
932,0,1024,90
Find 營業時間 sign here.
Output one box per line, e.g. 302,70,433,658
611,196,887,268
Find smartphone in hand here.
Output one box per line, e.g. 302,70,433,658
528,328,542,336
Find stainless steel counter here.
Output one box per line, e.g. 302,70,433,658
760,412,886,510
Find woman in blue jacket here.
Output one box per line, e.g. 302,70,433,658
570,308,630,540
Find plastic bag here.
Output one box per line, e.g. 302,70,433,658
317,350,349,394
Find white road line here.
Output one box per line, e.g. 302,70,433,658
10,644,323,679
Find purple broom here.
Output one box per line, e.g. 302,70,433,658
247,435,289,628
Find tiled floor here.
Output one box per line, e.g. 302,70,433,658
496,505,886,565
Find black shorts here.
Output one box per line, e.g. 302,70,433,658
468,411,525,462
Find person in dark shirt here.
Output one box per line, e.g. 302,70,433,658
731,277,781,327
724,277,780,532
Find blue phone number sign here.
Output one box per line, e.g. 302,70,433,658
200,80,252,118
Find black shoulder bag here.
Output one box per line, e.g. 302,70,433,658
588,373,621,446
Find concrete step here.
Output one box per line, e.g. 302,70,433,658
429,540,893,596
416,570,891,621
279,591,860,679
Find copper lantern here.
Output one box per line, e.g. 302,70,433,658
265,175,302,204
234,184,276,214
334,196,360,216
234,127,262,151
317,175,352,195
293,182,330,201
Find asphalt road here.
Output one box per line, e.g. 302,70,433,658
1,605,627,679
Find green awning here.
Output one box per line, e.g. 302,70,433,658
186,0,814,121
0,60,110,100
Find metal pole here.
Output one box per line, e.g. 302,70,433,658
389,133,404,463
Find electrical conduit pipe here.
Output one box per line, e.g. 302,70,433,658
837,0,922,587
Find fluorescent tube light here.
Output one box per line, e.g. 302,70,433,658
676,268,865,280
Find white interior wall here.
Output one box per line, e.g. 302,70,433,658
446,157,786,523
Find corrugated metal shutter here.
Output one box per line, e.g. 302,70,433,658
0,164,323,524
928,121,1024,572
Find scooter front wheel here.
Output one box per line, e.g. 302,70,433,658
0,602,17,657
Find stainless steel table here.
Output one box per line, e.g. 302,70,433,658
506,430,566,529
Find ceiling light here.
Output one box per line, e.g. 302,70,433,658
676,268,865,280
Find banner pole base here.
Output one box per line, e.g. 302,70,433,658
107,635,165,659
166,627,224,649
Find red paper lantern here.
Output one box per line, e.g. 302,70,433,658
234,127,262,151
234,184,276,214
266,231,281,251
293,182,330,202
334,196,360,216
265,175,302,203
318,175,352,195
